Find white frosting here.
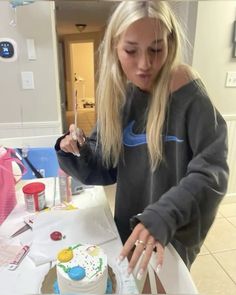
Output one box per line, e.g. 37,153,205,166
56,244,108,294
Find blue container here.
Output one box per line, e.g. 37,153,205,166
16,147,59,179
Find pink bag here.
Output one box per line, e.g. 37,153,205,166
0,147,26,225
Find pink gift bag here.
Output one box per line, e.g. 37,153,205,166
0,147,25,225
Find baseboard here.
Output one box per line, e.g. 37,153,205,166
222,193,236,204
0,121,61,138
0,121,62,148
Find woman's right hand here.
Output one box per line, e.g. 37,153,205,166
60,124,86,155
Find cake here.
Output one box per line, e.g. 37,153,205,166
55,244,108,294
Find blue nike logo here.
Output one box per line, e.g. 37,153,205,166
123,121,183,147
164,136,184,143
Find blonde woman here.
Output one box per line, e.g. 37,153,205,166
56,0,228,286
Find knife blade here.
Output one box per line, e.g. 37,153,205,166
10,223,32,238
10,216,34,238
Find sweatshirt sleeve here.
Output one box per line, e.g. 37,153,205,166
55,126,117,186
137,91,229,247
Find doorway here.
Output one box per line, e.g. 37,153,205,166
65,41,96,135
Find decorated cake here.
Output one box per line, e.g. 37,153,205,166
55,244,108,294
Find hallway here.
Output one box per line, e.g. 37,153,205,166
66,108,96,136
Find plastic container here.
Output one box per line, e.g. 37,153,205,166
22,182,46,212
58,169,72,203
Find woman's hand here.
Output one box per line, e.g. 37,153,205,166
60,124,86,155
118,223,165,280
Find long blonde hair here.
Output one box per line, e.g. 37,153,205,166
96,1,187,171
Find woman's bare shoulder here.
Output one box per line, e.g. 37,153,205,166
170,64,199,93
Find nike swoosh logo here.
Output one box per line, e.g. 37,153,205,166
123,121,184,147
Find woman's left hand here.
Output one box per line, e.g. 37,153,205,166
118,223,165,279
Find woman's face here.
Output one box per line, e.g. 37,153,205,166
117,17,168,91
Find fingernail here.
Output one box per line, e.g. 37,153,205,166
126,267,132,277
156,264,162,273
116,255,124,265
137,268,144,280
72,132,77,140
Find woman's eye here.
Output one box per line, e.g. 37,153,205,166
150,48,162,53
124,49,136,55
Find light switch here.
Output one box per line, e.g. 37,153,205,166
225,71,236,88
26,39,36,60
21,71,35,89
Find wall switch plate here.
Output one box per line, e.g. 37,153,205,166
225,71,236,88
21,71,35,89
26,39,36,60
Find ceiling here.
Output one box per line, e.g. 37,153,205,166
55,0,120,36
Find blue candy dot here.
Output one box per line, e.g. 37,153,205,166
106,277,113,294
53,280,60,294
68,266,86,281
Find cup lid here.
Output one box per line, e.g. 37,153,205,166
22,182,45,194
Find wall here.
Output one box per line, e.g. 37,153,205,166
192,1,236,200
0,1,61,146
192,1,236,114
170,1,198,65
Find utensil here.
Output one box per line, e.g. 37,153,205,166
72,88,85,156
8,245,30,270
72,89,79,141
10,216,34,238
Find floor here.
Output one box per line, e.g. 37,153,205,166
71,107,236,294
190,200,236,295
104,184,236,295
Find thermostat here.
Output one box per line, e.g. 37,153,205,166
0,38,17,62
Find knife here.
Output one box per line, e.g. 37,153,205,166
10,216,34,238
72,89,85,154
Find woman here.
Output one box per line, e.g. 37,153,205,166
55,0,228,284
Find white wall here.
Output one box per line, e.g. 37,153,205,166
170,1,198,65
0,1,62,145
192,1,236,200
192,1,236,115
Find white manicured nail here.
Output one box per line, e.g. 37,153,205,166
116,255,124,265
156,264,162,273
137,268,144,280
127,267,132,276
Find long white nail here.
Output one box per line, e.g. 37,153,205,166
116,255,124,265
156,264,162,273
137,268,144,280
126,267,132,277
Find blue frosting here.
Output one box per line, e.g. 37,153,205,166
53,272,113,294
106,277,113,294
68,266,86,281
53,280,60,294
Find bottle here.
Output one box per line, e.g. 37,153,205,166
58,168,72,203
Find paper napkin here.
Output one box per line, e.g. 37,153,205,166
22,207,117,266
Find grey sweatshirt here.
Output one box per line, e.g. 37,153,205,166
55,79,229,267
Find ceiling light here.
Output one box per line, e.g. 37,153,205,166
75,24,87,33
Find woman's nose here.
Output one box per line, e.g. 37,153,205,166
138,52,152,71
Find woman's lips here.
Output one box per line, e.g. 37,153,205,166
137,72,152,77
137,73,152,82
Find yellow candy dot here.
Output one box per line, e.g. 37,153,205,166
57,248,73,262
87,246,100,257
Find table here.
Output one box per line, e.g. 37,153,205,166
0,178,139,294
